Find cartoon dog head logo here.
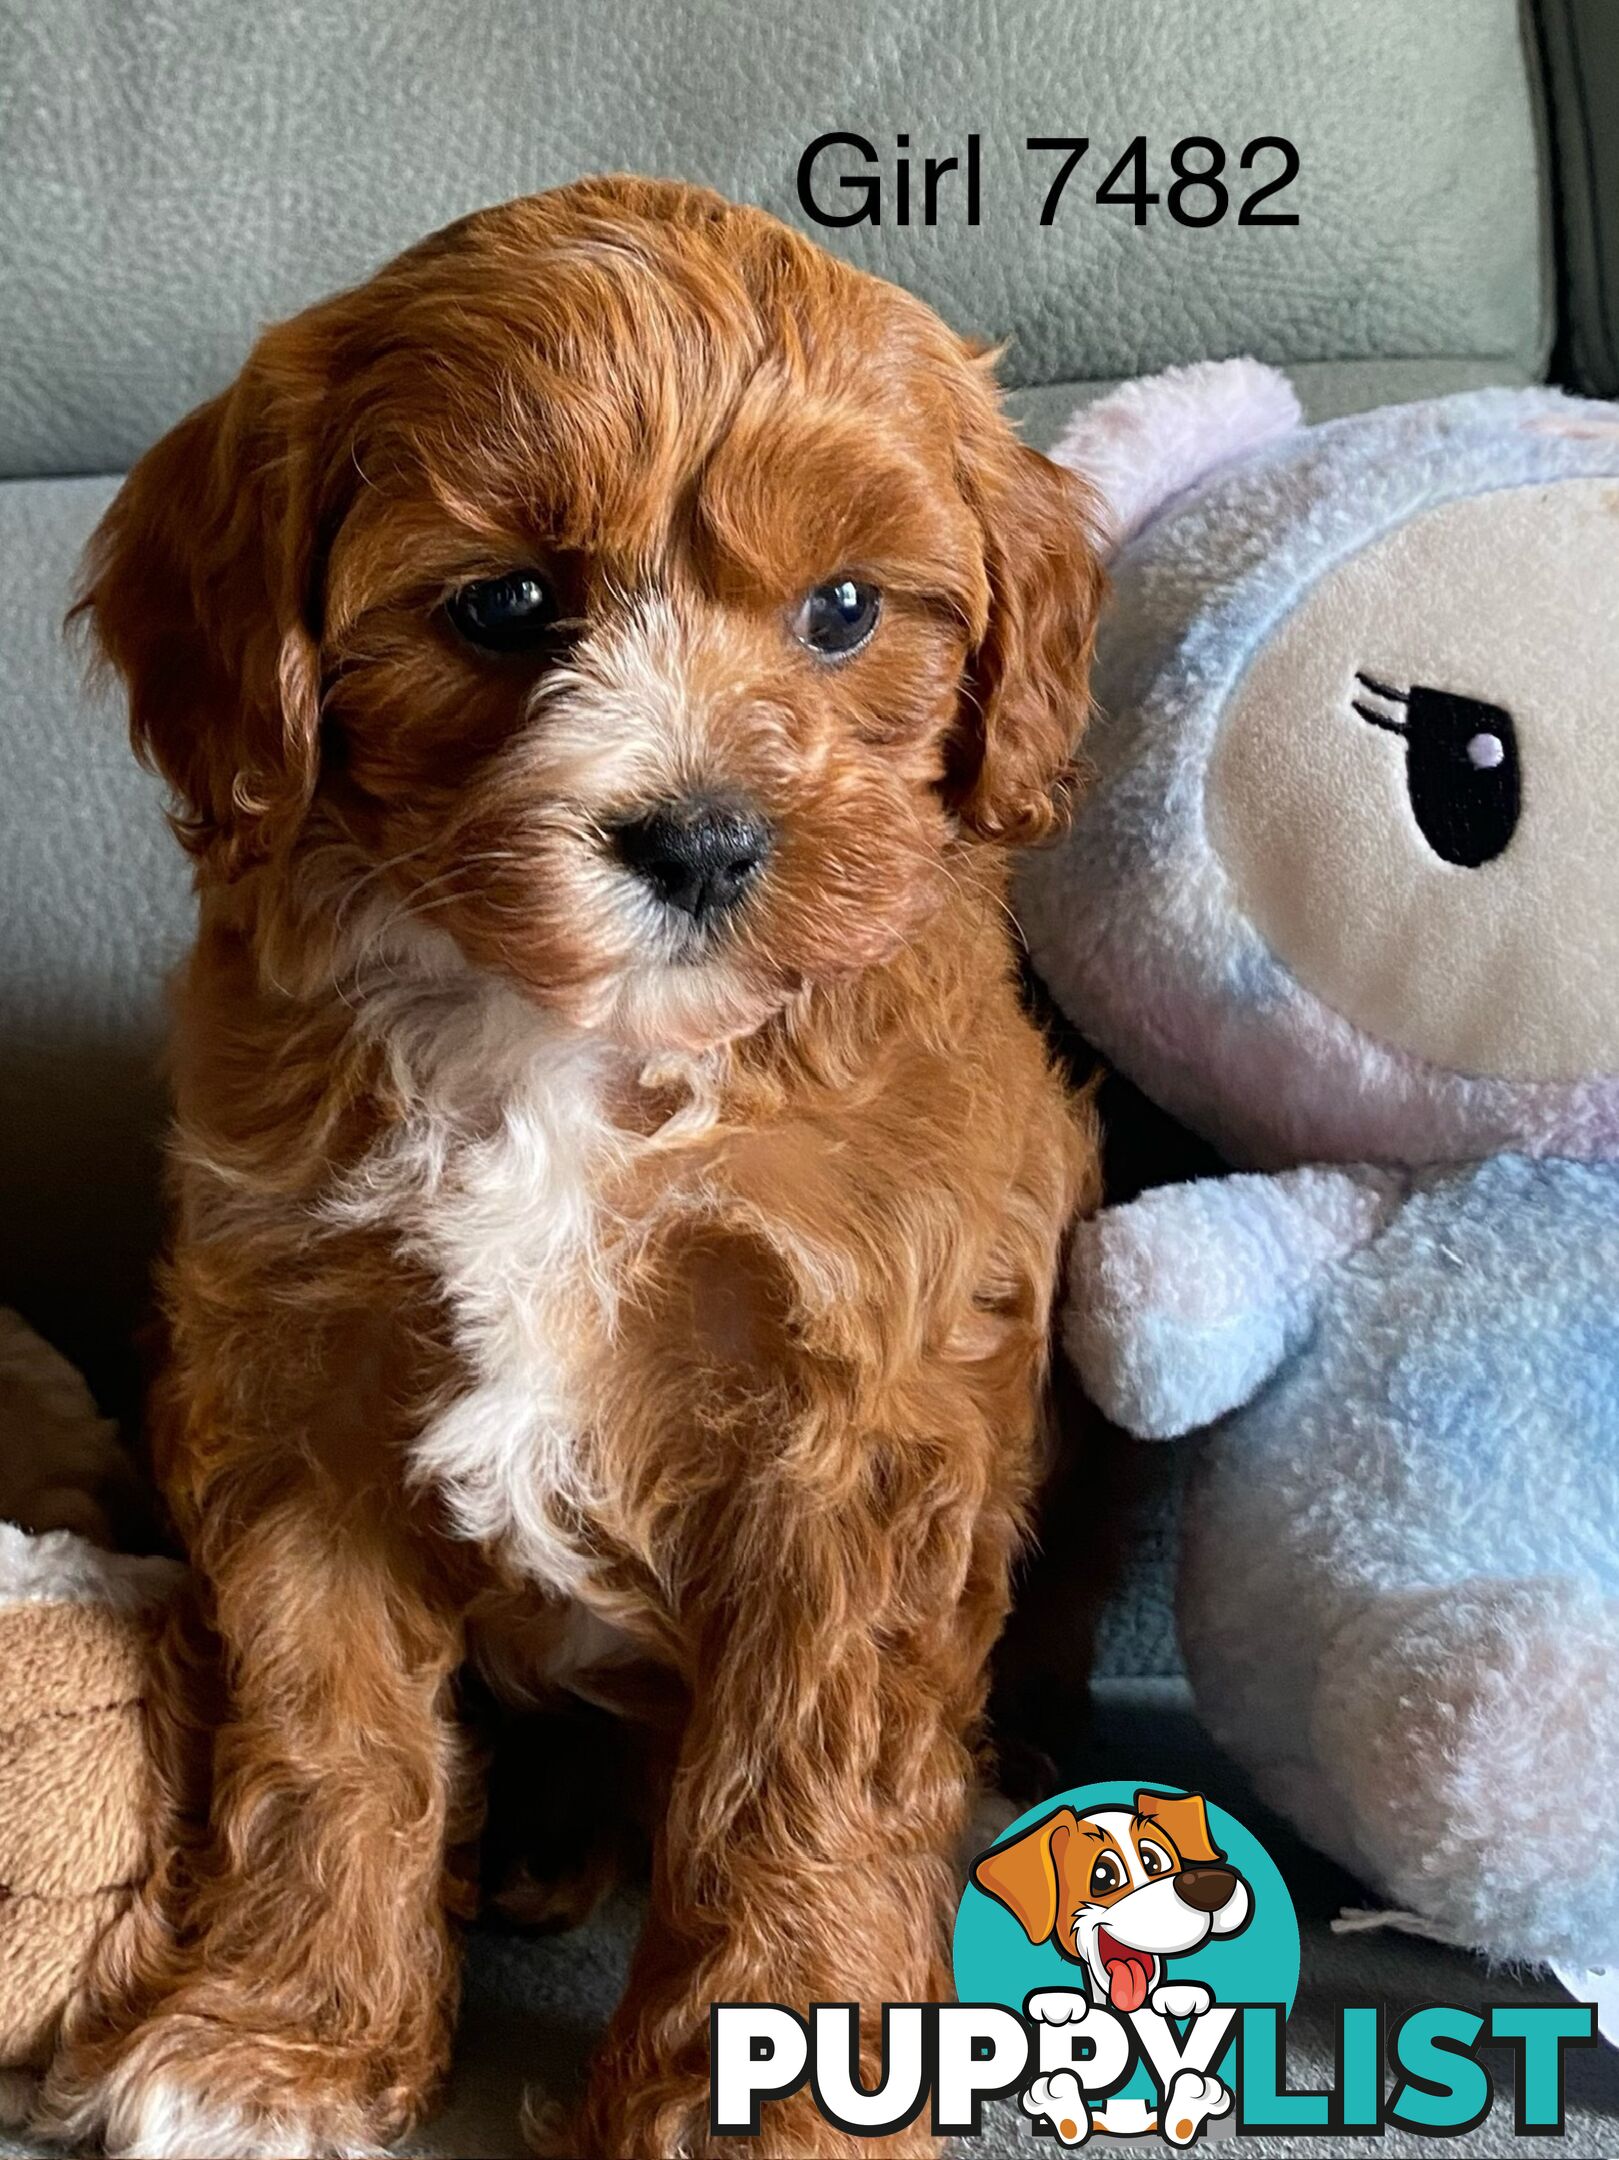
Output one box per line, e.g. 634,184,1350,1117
971,1789,1251,2015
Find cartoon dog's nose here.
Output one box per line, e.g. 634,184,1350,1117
612,797,773,920
1173,1865,1238,1913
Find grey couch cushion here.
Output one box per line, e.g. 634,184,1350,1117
0,477,190,1400
1535,0,1619,394
2,0,1548,478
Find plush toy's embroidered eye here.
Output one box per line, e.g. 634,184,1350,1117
1089,1851,1126,1898
1352,672,1522,867
1137,1838,1174,1878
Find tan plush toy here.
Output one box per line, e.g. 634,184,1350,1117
0,1312,180,2123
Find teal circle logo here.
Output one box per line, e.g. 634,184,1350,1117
955,1782,1299,2142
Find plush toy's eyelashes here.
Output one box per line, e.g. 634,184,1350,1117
1352,672,1521,869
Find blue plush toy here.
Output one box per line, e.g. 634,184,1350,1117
1019,363,1619,1981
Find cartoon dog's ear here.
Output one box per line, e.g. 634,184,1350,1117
1135,1790,1223,1866
970,1808,1078,1944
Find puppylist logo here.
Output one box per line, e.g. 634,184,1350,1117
962,1784,1263,2144
710,1780,1600,2145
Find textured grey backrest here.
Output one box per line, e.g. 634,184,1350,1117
2,0,1548,479
0,0,1553,1434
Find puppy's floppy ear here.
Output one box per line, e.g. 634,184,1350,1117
970,1806,1078,1944
75,323,334,878
1136,1789,1223,1866
948,408,1105,846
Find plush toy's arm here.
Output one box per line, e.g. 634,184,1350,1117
1064,1166,1405,1438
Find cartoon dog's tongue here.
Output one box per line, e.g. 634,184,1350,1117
1097,1929,1154,2013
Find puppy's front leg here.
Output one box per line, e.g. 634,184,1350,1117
574,1463,1011,2160
43,1480,465,2160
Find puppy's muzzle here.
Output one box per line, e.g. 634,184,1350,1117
1173,1865,1237,1913
612,796,773,923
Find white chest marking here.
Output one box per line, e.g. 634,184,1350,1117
334,981,633,1595
409,1074,619,1594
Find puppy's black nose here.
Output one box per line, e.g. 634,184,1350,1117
611,799,772,920
1173,1865,1238,1914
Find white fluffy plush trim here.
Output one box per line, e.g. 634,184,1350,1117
1049,357,1302,554
0,1519,182,1612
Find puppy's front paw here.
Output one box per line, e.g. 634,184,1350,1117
72,2078,381,2158
1161,2067,1232,2147
114,2082,382,2159
45,2020,400,2159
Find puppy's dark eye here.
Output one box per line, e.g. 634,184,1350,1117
446,570,560,654
1089,1853,1124,1898
1138,1840,1173,1878
792,578,881,658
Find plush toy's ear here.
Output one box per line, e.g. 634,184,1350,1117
1050,358,1302,556
1135,1789,1224,1866
970,1807,1078,1943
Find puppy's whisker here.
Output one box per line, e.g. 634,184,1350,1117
332,836,445,932
390,891,474,926
364,872,552,956
373,850,534,915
